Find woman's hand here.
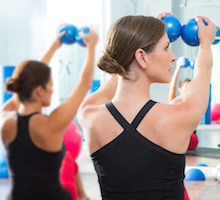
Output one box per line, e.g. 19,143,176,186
176,56,187,70
81,26,99,47
54,24,68,48
196,16,216,46
155,12,171,20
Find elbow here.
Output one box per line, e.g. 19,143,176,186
84,79,93,91
80,77,93,91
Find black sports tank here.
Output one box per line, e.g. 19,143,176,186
91,100,185,200
5,112,72,200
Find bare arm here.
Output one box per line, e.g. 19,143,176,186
168,57,185,102
40,31,65,64
155,12,171,19
78,75,118,124
170,16,216,125
81,75,118,107
0,95,20,112
48,27,99,133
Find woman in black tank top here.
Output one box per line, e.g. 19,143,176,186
78,12,216,199
0,27,98,200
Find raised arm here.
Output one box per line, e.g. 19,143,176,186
78,75,118,125
168,57,185,102
48,27,99,133
40,31,65,64
80,75,118,108
0,94,20,112
170,16,216,124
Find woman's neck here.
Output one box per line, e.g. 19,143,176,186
112,65,151,106
18,101,42,115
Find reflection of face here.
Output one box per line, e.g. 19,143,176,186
42,76,53,107
145,32,176,83
178,81,190,94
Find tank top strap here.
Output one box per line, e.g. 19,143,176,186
17,111,40,117
29,112,40,117
131,100,157,129
106,101,131,130
15,111,41,142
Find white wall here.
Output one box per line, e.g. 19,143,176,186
0,0,47,104
0,0,46,65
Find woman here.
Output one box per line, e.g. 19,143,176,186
0,27,98,200
168,57,198,150
168,57,192,103
78,13,216,199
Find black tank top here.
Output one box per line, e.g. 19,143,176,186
91,100,185,200
5,112,72,200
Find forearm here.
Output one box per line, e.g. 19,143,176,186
180,45,212,114
168,67,180,102
193,16,215,83
1,94,20,112
40,42,59,64
95,75,118,102
194,44,212,81
79,45,96,88
79,75,118,109
168,88,176,103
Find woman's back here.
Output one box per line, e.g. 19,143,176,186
5,112,72,200
89,100,185,200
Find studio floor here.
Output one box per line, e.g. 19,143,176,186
0,147,220,200
184,156,220,200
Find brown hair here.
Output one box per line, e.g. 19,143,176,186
98,15,166,78
178,78,191,89
5,60,51,102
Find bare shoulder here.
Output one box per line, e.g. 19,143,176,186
77,101,122,154
78,93,110,123
78,101,106,127
0,111,17,145
143,102,198,153
30,113,52,132
0,111,17,127
29,114,60,141
152,102,198,134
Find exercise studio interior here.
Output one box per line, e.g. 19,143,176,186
0,0,220,200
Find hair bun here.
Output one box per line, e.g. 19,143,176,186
98,51,126,77
4,78,20,93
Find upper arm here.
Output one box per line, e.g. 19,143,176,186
1,96,20,112
78,91,108,122
169,88,206,129
47,80,91,134
159,102,200,141
80,75,118,110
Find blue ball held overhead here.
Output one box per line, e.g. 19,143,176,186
58,24,90,47
181,18,207,46
181,57,190,68
75,26,90,47
181,57,194,69
185,168,205,181
59,24,78,45
162,15,182,42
